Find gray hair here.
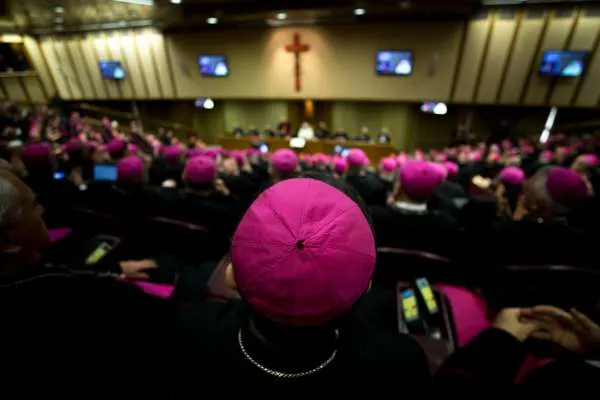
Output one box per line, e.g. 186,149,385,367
0,175,23,234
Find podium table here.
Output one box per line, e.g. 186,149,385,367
217,137,396,165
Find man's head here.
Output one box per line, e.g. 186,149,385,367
360,126,369,135
0,172,48,269
395,161,443,204
379,157,398,181
221,156,240,176
346,149,367,175
270,149,298,180
227,177,375,329
183,156,217,191
117,156,146,185
523,166,589,219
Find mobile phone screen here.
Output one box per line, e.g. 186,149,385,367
416,278,439,314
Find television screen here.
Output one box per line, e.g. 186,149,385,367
198,55,229,77
376,51,413,76
99,61,125,80
539,50,588,77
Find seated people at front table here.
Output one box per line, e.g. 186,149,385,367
297,122,315,140
0,170,173,399
174,177,431,395
332,128,349,141
315,121,330,139
247,125,260,137
277,116,291,136
344,149,386,206
376,128,392,144
354,126,371,142
370,160,459,258
435,307,600,389
233,126,245,137
263,125,275,137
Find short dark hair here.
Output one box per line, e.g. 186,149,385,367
185,181,214,192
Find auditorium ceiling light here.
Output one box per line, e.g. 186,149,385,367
170,0,182,4
432,102,448,115
203,98,215,110
112,0,153,5
276,12,287,20
354,8,366,16
207,17,218,25
54,6,64,13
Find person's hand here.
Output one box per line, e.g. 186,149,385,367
119,259,158,280
521,306,600,357
493,308,539,342
214,178,230,196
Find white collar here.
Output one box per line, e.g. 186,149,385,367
393,201,427,214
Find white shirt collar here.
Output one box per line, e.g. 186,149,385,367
393,201,427,214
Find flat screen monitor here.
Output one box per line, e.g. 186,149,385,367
94,164,118,182
99,60,125,80
198,55,229,77
376,50,413,76
539,50,588,77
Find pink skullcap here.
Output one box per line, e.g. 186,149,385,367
117,156,144,183
183,156,217,184
271,148,298,174
396,154,408,166
488,152,501,162
162,145,183,162
334,157,348,174
447,148,458,157
314,153,330,166
443,161,459,176
540,150,553,162
231,178,375,326
437,153,447,162
106,140,126,157
379,157,398,173
498,166,525,186
232,150,246,166
546,167,589,208
203,148,220,160
22,143,50,161
430,162,448,181
399,161,443,200
65,139,83,153
470,151,482,162
186,148,204,159
581,154,599,167
346,149,367,167
246,148,260,157
127,143,138,154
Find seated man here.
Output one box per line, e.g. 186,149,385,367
174,176,430,394
370,161,459,258
0,170,173,399
257,148,299,194
345,149,386,206
354,126,371,142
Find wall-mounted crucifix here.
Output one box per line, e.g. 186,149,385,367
285,33,310,92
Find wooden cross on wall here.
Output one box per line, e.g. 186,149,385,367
285,33,310,92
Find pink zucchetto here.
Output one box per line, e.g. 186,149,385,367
271,149,299,175
379,157,398,173
546,167,589,209
183,156,217,185
334,157,348,175
443,161,459,177
399,161,443,200
346,149,367,167
498,166,525,186
117,156,144,183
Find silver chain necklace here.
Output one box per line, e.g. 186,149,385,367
237,328,338,379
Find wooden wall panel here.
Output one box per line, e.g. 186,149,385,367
80,35,109,99
23,36,56,97
550,17,600,106
2,77,28,102
66,37,97,99
93,35,120,99
135,31,161,98
119,31,148,99
476,19,518,103
105,33,136,99
23,76,46,103
39,38,71,99
148,33,174,98
53,40,83,99
499,19,545,103
523,16,573,105
453,19,491,102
